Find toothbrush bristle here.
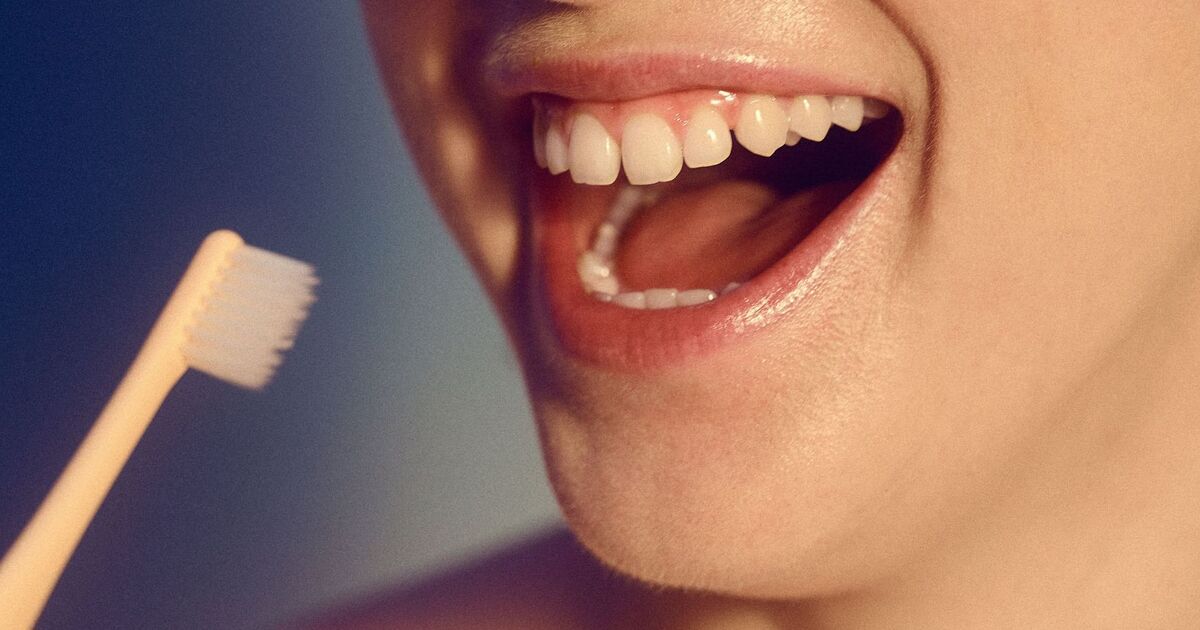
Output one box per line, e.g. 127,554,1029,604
183,244,318,389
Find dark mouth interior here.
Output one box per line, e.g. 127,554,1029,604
606,111,903,292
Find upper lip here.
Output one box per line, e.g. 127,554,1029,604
486,51,901,106
481,3,923,115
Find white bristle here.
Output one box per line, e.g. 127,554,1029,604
182,243,318,389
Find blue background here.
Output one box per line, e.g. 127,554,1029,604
1,3,558,628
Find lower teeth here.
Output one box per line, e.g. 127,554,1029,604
578,186,742,310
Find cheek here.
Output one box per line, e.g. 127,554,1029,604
893,0,1200,423
363,1,528,309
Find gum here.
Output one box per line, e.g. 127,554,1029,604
533,90,887,146
534,89,743,142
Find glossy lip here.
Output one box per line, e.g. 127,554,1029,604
504,56,919,371
489,52,905,107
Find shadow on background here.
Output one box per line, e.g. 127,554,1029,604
0,3,558,628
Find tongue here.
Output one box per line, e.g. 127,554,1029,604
614,179,856,290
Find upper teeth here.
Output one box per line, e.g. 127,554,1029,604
734,95,791,157
683,105,733,169
533,92,889,186
789,95,834,142
622,113,684,185
541,91,892,311
568,114,622,185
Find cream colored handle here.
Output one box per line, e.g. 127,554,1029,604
0,344,186,629
0,230,241,630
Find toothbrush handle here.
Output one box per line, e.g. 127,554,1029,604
0,342,186,630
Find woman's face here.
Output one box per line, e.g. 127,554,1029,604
362,0,1200,597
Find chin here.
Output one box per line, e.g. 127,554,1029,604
520,313,928,599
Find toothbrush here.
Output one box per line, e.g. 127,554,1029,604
0,229,317,629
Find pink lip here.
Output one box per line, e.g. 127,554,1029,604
489,52,900,105
504,55,917,372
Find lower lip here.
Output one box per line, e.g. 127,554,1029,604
530,149,904,371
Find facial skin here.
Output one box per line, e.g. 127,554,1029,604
359,1,1200,627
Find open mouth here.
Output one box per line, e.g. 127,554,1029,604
531,90,901,309
518,79,908,368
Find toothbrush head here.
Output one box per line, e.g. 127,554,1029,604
181,230,318,390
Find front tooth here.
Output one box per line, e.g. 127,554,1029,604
644,288,678,310
789,95,833,142
683,106,733,168
545,125,569,175
785,131,802,147
830,95,865,132
734,95,789,157
569,114,621,185
614,292,647,309
677,289,717,306
622,113,683,185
